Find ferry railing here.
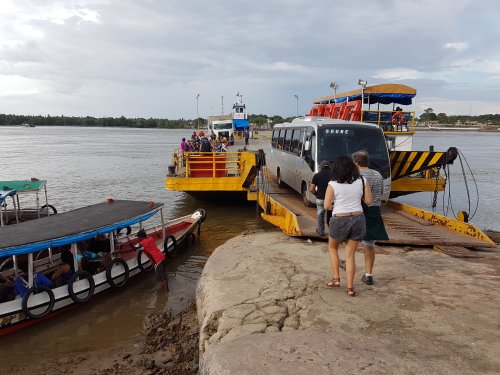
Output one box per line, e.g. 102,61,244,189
361,110,415,132
164,150,243,178
185,151,243,178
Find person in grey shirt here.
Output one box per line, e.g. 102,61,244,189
352,150,388,285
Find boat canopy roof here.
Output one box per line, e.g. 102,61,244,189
0,200,163,256
0,179,46,193
0,189,17,205
314,84,417,106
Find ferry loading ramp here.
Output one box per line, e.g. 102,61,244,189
257,169,495,252
165,139,494,252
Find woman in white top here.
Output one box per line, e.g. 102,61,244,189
324,156,372,296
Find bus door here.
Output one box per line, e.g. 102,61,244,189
290,128,304,192
302,127,316,172
282,128,294,184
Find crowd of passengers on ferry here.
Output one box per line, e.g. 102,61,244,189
181,131,230,153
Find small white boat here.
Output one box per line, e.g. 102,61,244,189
0,179,56,226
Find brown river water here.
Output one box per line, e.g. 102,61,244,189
0,126,271,366
0,126,498,366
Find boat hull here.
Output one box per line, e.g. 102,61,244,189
0,210,204,336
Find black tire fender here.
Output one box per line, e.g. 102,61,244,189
197,208,207,223
21,286,55,319
164,235,177,258
106,258,129,288
68,270,95,303
117,226,132,235
137,249,154,273
40,204,58,215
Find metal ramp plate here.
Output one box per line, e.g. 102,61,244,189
261,171,493,249
433,245,483,258
380,206,490,248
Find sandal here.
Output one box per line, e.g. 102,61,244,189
346,287,356,297
326,278,341,288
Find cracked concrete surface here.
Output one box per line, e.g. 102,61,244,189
196,229,500,374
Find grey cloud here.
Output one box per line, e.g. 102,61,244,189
1,0,500,117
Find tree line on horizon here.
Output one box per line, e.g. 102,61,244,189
418,108,500,125
0,113,295,128
0,109,498,128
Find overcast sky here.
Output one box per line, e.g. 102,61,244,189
1,0,499,119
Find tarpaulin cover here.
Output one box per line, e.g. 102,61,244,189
0,200,163,256
0,180,46,193
233,119,249,131
314,84,417,106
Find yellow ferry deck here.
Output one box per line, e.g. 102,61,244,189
166,135,495,253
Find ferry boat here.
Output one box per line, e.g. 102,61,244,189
310,83,417,151
0,179,56,226
164,85,493,248
0,199,205,336
309,83,459,197
207,93,250,144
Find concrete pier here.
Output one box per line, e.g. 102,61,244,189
197,230,500,374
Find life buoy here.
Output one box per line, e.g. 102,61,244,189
164,235,177,258
106,258,129,288
391,112,405,128
137,249,154,273
21,285,55,319
68,270,95,303
40,204,57,215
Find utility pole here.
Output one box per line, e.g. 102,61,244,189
196,93,200,130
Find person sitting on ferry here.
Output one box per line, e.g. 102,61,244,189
51,250,78,285
78,241,101,275
14,261,53,299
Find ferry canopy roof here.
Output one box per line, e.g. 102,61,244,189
0,200,163,256
314,84,417,106
0,179,46,193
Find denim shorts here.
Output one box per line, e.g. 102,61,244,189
329,215,366,243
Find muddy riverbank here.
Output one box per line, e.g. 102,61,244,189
5,301,199,375
9,229,499,374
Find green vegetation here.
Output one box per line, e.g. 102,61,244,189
0,114,199,128
419,108,500,125
1,110,497,128
0,113,296,128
